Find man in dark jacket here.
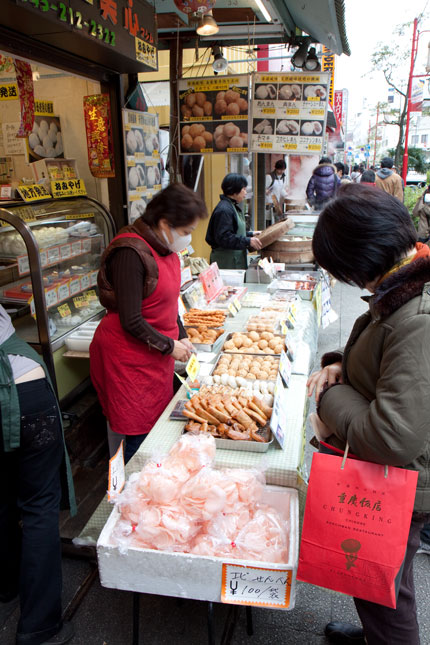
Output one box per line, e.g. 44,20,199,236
306,157,340,210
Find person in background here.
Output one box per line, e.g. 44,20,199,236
375,156,404,201
335,162,352,185
413,185,430,243
360,169,376,186
0,304,75,645
350,165,361,182
205,173,262,270
91,184,207,463
307,184,430,645
306,157,340,210
265,159,289,222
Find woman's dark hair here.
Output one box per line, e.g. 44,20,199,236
360,169,375,183
335,162,345,175
221,173,248,196
353,165,359,172
143,183,208,227
275,160,286,171
319,156,332,164
312,183,417,288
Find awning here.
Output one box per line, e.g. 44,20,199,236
156,0,350,56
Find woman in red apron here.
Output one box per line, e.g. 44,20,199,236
90,184,208,462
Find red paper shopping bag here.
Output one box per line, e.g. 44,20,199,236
297,451,418,608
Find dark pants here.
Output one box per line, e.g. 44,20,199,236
124,433,146,463
355,512,429,645
421,522,430,544
0,378,64,645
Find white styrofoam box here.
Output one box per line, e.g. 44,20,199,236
65,319,101,352
97,485,298,610
219,269,246,286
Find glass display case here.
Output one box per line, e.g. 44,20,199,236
0,197,115,390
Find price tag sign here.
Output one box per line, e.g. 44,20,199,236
270,373,288,450
286,313,295,329
186,354,201,381
280,320,288,336
90,270,98,286
45,286,58,308
17,255,30,276
57,303,72,318
278,350,292,388
82,238,92,253
60,243,72,260
233,298,241,311
284,333,296,362
69,278,81,296
221,564,293,609
80,274,90,290
73,295,87,309
86,289,98,302
108,441,125,502
71,240,82,256
47,246,60,266
228,302,237,317
290,302,297,317
57,282,70,302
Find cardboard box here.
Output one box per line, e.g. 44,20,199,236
30,158,78,182
97,485,298,610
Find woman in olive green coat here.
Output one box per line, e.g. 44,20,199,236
205,174,262,270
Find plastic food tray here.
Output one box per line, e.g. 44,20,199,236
182,426,273,452
188,331,226,353
222,332,285,356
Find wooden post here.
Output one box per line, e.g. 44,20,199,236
169,41,183,184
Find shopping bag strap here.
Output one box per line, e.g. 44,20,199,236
341,442,388,478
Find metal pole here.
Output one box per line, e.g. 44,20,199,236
373,103,380,167
403,17,419,184
367,119,371,169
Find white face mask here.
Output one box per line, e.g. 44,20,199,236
162,227,192,253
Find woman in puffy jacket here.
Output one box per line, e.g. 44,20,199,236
307,183,430,645
306,156,340,210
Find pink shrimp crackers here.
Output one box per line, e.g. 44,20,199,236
112,434,290,564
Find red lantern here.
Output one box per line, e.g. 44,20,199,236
174,0,215,14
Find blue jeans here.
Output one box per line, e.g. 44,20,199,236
0,378,64,645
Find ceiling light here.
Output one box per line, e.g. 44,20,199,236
212,49,228,73
304,47,321,71
291,37,312,69
254,0,272,22
196,10,219,36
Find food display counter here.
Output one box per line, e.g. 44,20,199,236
80,283,319,548
0,197,115,399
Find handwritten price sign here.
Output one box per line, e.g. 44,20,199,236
221,564,292,609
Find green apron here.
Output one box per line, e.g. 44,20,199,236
210,206,248,270
0,333,76,515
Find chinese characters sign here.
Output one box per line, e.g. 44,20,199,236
0,84,18,101
14,0,157,73
123,109,161,224
34,101,54,117
2,124,26,156
321,47,335,107
17,184,52,203
221,564,293,609
178,76,249,155
250,72,329,155
334,90,343,127
83,95,115,178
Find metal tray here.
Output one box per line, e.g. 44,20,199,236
188,331,226,353
182,424,273,452
221,332,285,356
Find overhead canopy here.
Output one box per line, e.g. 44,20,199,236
156,0,350,56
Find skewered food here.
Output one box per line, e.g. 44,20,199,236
183,309,226,326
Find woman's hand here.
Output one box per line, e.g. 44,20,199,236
179,338,194,352
171,340,193,363
306,361,343,402
249,236,262,250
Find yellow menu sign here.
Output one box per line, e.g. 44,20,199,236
51,179,87,199
17,184,51,203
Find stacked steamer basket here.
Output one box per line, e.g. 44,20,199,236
258,219,313,264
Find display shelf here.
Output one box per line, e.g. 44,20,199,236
0,197,114,392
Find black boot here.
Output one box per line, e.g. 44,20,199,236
325,621,366,644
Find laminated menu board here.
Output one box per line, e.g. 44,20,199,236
123,109,162,224
250,72,330,155
178,76,249,154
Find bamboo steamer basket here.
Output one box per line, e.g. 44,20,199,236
284,198,307,212
256,218,295,249
260,236,314,263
